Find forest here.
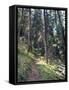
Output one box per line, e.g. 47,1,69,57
17,8,66,82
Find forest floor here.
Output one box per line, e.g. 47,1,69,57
27,63,40,81
18,41,65,82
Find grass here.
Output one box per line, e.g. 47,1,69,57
36,59,60,80
18,42,36,82
18,41,65,82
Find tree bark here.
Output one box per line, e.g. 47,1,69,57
44,10,48,63
57,11,65,63
57,11,65,42
41,10,48,63
28,9,32,52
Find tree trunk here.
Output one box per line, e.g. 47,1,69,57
44,10,48,63
57,11,65,42
28,9,32,52
57,11,65,63
18,23,20,40
41,10,48,63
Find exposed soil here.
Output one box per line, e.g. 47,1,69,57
27,63,40,81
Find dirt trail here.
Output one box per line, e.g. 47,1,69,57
27,63,40,81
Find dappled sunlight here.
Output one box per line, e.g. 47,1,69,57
36,64,59,80
36,58,46,65
36,57,58,70
17,7,66,82
18,43,65,81
35,57,65,80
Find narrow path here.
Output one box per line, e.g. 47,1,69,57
27,63,40,81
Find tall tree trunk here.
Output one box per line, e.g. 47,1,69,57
18,9,23,41
57,11,65,42
44,10,48,63
57,11,65,63
18,19,20,40
41,9,48,63
28,9,32,52
22,8,25,38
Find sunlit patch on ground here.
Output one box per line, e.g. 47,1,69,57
18,41,65,82
36,57,65,80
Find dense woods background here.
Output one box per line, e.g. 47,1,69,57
17,8,66,82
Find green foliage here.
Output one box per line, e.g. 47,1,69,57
17,8,66,82
18,42,65,81
36,63,60,80
18,42,36,81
